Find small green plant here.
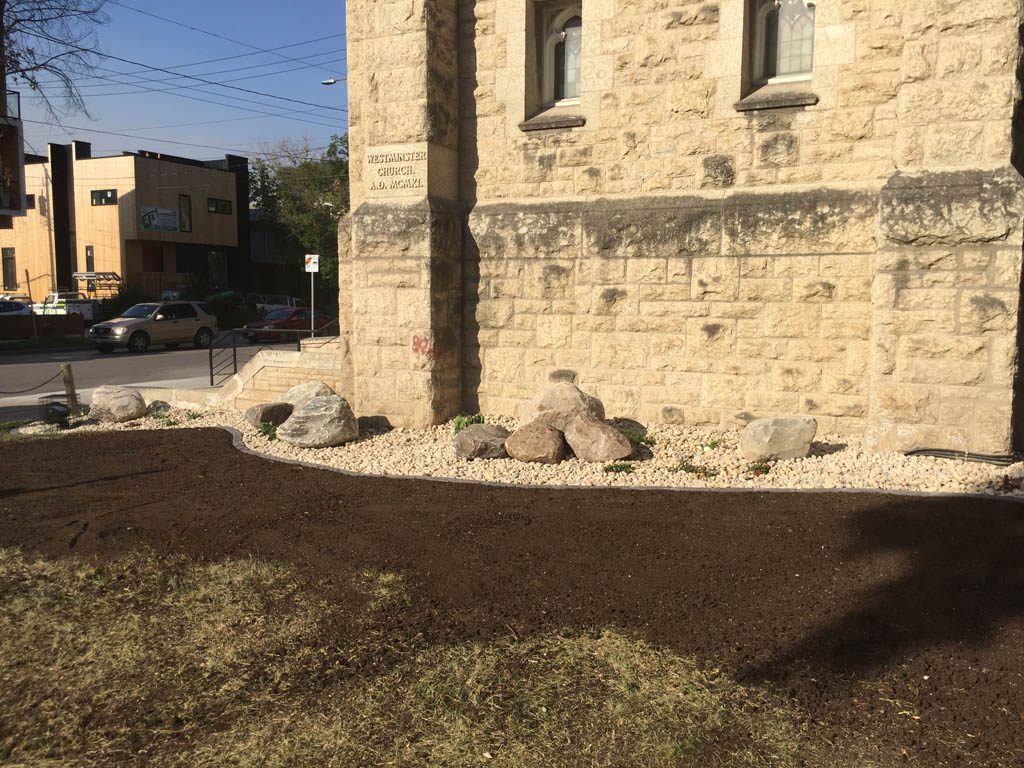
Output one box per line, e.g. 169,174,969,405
747,462,772,477
186,410,203,420
622,428,655,447
259,421,278,441
669,459,719,478
452,413,485,434
603,462,634,474
703,439,722,450
150,411,178,427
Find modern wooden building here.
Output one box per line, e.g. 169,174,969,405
0,141,248,300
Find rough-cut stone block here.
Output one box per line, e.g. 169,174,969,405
274,381,336,411
278,395,359,448
520,382,605,430
740,415,818,461
505,422,566,464
880,167,1024,246
245,402,294,428
90,386,147,423
454,423,511,460
563,413,634,463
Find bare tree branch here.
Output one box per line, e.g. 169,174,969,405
2,0,108,117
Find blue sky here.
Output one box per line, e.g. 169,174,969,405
18,0,348,162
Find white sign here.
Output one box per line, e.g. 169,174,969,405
140,206,179,232
305,254,320,273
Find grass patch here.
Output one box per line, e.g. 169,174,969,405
748,462,772,477
0,548,842,768
669,459,719,478
452,413,485,434
149,411,179,427
258,421,278,441
603,462,634,474
186,410,203,420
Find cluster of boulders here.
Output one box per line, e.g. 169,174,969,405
454,383,634,464
454,383,820,466
245,381,358,448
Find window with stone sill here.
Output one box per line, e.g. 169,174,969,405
521,2,586,132
540,5,582,108
751,0,816,86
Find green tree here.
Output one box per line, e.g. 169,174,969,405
256,135,349,307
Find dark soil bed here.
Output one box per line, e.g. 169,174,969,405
2,428,1023,766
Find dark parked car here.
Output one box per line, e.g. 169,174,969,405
243,307,327,342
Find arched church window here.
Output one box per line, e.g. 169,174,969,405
753,0,815,83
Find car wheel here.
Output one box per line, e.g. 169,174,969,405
193,327,213,348
96,344,114,353
128,331,150,353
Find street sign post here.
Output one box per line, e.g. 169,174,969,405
305,255,320,335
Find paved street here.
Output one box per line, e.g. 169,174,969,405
0,340,280,421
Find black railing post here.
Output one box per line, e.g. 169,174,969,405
232,332,238,376
209,344,214,387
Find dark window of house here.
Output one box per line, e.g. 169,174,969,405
179,194,192,233
207,197,232,215
1,248,15,290
25,194,35,210
91,189,117,206
142,245,164,273
85,245,95,291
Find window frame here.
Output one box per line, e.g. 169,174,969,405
90,189,117,206
1,247,15,291
750,0,816,87
540,4,583,109
207,197,233,215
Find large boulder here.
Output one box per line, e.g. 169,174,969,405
564,413,634,463
89,385,147,423
245,402,294,428
277,395,358,448
274,381,335,411
520,382,605,431
740,415,817,462
505,422,566,464
454,423,511,460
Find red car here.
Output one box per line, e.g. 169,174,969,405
243,307,326,342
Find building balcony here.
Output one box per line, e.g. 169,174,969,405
0,91,25,216
3,90,20,121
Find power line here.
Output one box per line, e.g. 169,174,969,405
21,116,337,158
21,30,347,112
107,0,346,77
27,64,348,130
75,53,347,99
71,49,346,94
32,33,344,87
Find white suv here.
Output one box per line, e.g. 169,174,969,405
88,301,219,353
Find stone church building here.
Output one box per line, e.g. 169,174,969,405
339,0,1024,454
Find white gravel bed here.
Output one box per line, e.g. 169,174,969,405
49,406,1024,498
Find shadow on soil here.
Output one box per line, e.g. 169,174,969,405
739,494,1024,683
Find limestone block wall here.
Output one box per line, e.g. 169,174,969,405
464,187,879,435
341,0,1024,452
458,0,1020,200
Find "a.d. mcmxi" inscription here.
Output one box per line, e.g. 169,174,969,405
365,144,428,196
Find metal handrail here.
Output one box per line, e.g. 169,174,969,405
208,318,341,387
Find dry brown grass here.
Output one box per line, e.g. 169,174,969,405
0,548,844,767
